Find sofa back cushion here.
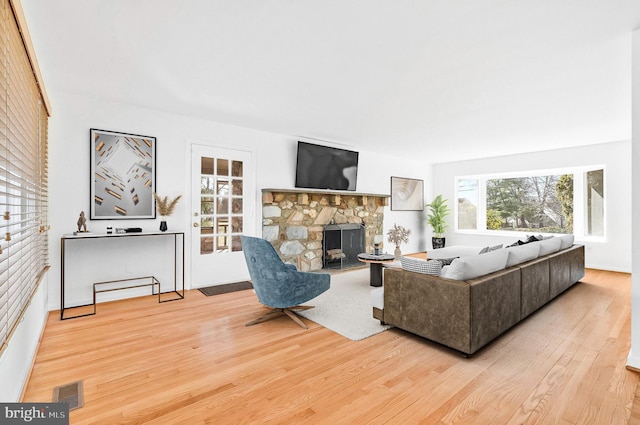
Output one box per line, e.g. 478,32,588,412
478,244,503,254
559,234,575,250
505,243,541,267
400,256,443,275
440,249,509,280
427,245,484,259
538,236,562,256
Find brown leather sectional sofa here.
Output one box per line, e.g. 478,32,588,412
373,244,585,356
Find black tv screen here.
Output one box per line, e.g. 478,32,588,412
295,141,359,191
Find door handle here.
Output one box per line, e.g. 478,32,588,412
193,222,199,227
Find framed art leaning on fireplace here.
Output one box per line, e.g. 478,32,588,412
90,128,156,219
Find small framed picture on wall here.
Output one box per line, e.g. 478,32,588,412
390,176,424,211
90,128,156,219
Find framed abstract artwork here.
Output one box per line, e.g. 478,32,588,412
90,129,156,219
391,176,424,211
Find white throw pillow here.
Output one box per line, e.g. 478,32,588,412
440,249,509,281
504,243,541,267
538,237,562,256
559,234,575,250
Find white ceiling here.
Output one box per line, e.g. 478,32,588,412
22,0,640,162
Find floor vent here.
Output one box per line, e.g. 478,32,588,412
53,380,84,411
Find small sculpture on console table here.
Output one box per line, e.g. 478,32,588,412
76,211,88,233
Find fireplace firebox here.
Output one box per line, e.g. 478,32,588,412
322,223,365,269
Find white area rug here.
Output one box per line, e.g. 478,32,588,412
297,268,392,341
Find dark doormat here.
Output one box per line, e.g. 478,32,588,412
198,281,253,296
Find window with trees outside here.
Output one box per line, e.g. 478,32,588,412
456,167,604,239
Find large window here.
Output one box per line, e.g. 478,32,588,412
456,167,604,239
0,0,50,355
457,179,478,230
586,169,604,237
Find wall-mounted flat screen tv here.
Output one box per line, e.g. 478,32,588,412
295,141,359,191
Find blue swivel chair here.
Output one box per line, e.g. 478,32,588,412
241,235,331,329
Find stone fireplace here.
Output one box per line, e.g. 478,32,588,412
261,189,389,271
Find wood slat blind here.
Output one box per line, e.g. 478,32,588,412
0,0,49,355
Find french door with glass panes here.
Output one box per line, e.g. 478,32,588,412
191,144,254,287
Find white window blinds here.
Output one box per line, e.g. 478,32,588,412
0,0,50,355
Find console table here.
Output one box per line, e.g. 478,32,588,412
60,231,185,320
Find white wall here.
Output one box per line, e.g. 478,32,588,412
0,277,48,401
47,90,431,310
627,29,640,369
364,151,433,254
431,141,632,272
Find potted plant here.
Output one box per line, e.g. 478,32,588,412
426,194,449,249
387,223,411,260
154,193,182,231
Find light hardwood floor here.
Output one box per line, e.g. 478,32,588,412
23,269,638,424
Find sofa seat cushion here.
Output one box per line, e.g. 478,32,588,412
505,243,541,267
370,287,384,309
383,260,402,269
440,249,509,280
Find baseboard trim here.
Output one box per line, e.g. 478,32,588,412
587,265,632,274
19,307,50,402
626,350,640,373
626,365,640,373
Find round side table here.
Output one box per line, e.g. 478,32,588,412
357,253,396,287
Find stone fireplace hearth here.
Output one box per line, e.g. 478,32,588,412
262,189,389,271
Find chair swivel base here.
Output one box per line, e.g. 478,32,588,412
246,305,314,329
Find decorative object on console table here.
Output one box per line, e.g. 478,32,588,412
387,223,410,260
75,211,88,234
390,176,424,211
90,129,156,219
426,194,449,249
154,193,182,232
